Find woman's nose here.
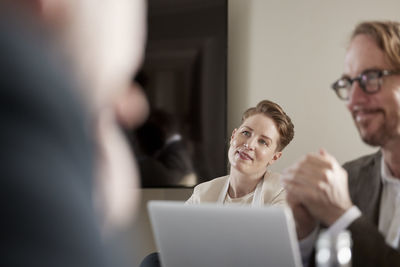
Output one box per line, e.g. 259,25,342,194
244,140,255,150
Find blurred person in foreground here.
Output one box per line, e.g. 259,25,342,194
282,21,400,267
0,0,148,266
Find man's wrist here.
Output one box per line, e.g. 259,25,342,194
324,207,349,226
297,222,317,240
326,206,361,235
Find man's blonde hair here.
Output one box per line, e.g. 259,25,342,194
352,21,400,70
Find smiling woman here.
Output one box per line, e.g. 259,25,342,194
186,100,294,206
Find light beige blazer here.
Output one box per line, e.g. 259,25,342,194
186,172,286,206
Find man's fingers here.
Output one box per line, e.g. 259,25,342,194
285,179,314,201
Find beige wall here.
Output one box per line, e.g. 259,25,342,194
132,0,400,264
229,0,400,172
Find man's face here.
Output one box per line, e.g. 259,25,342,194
344,34,400,147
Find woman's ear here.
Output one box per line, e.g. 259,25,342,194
230,129,237,144
268,151,282,166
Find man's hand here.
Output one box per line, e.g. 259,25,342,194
282,149,353,227
286,190,317,240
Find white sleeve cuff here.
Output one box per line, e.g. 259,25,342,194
299,226,319,267
326,206,362,235
297,206,361,267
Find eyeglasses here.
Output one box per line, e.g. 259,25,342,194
331,69,400,100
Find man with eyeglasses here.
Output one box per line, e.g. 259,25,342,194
282,21,400,267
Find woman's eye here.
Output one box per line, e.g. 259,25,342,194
259,139,269,146
241,131,250,136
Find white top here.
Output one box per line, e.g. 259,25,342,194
217,176,264,207
378,156,400,248
224,190,255,205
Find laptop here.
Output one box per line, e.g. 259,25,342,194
148,201,303,267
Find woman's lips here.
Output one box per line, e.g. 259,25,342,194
237,151,253,161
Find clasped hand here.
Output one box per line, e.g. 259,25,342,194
282,149,353,239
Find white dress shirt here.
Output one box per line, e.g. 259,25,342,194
300,155,400,266
378,156,400,248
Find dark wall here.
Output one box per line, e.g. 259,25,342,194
133,0,227,187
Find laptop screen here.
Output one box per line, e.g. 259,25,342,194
148,201,302,267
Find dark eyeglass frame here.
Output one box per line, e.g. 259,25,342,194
331,69,400,100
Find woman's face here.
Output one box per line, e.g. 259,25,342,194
228,113,282,178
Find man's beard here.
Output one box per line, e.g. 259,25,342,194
356,119,394,147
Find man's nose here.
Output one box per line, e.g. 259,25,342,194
346,81,368,110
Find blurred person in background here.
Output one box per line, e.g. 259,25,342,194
0,0,148,266
134,108,196,187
